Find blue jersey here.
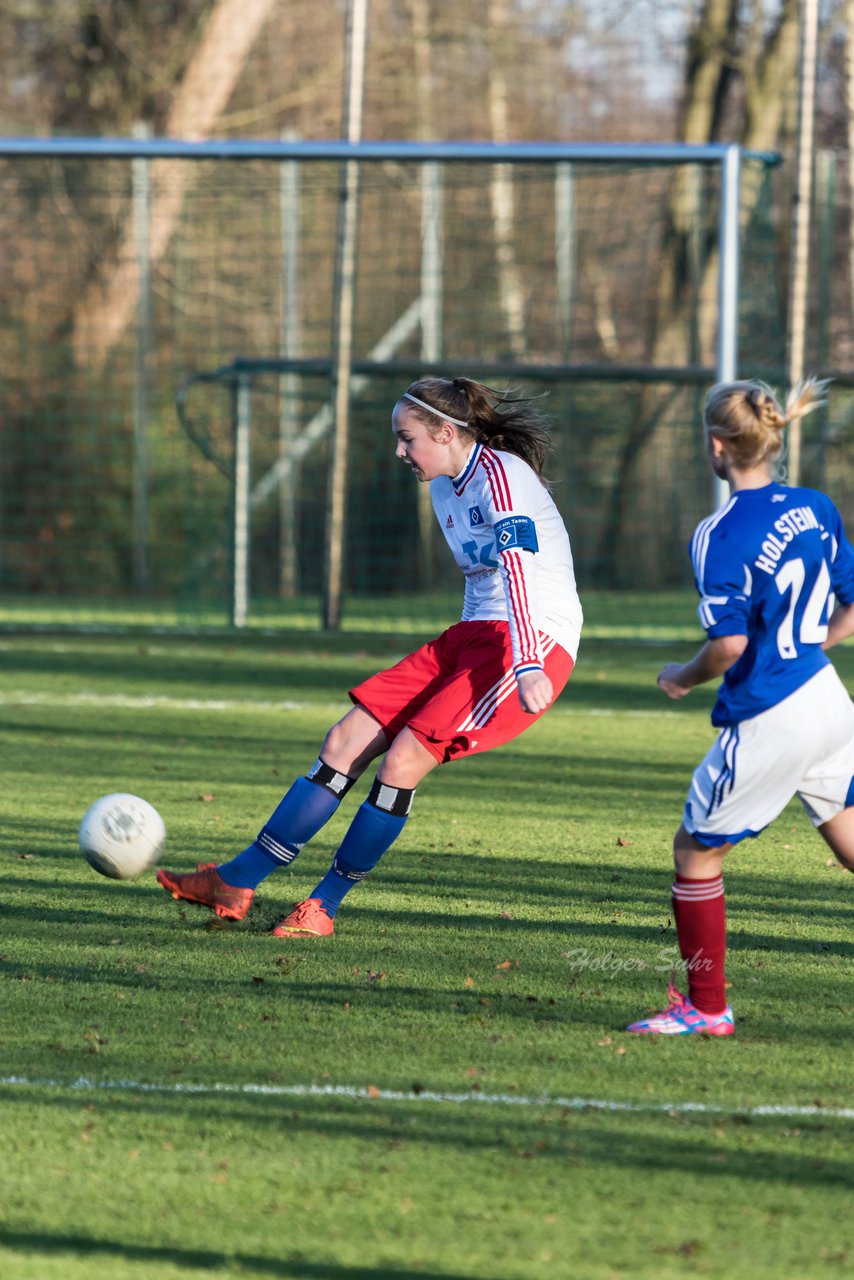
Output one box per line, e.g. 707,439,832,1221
691,482,854,726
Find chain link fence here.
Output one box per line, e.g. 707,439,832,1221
0,139,849,629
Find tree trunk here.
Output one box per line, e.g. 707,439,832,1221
71,0,279,370
598,0,801,584
847,0,854,341
411,0,442,588
487,0,527,361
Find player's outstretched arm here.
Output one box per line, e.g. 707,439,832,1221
516,668,554,714
657,634,748,700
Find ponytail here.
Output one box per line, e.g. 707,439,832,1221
400,376,552,480
703,377,828,470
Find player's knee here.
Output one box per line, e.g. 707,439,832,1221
825,838,854,873
319,718,348,763
671,825,691,869
320,715,369,773
379,730,434,788
381,737,418,778
818,809,854,873
321,710,389,778
672,843,688,876
672,825,727,877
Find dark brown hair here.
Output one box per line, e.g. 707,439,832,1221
399,376,552,480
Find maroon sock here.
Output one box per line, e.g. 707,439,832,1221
671,873,727,1014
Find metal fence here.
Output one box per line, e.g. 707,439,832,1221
1,136,848,630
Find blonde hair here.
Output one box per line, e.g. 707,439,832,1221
703,377,828,470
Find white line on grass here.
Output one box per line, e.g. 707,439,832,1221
1,1076,852,1120
0,690,672,718
0,691,309,712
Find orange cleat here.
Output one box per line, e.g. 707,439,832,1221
271,897,334,938
156,862,254,922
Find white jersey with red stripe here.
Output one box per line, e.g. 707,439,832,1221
430,442,582,673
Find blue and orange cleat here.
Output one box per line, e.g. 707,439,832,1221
271,897,334,938
627,983,734,1036
156,862,254,922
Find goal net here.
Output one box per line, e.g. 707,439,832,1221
0,140,802,628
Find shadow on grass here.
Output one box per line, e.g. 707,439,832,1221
0,716,329,777
0,630,720,713
1,1092,852,1193
0,1226,480,1280
1,906,851,1047
3,846,852,953
198,845,854,943
0,636,405,698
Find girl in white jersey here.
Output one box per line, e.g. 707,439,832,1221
158,377,582,937
628,378,854,1036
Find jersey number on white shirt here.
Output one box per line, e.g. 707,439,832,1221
460,539,499,569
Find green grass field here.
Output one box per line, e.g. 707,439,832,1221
1,594,852,1279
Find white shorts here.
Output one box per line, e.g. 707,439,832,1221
683,664,854,847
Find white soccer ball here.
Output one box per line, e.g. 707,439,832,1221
78,793,166,881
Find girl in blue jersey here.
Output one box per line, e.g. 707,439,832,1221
628,378,854,1036
158,377,582,937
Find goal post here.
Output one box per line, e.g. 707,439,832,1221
0,135,787,630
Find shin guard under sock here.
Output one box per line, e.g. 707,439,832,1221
217,759,355,889
311,777,416,917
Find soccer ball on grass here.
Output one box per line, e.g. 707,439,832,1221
78,793,166,881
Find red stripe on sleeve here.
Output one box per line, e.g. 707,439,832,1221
503,549,540,666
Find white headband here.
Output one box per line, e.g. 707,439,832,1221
402,391,470,429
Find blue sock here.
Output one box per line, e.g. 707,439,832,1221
217,759,355,889
311,778,415,917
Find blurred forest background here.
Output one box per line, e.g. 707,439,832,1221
0,0,839,149
1,1,853,622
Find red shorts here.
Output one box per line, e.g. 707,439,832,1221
349,619,574,764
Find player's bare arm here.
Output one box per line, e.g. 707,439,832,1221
657,634,748,699
823,600,854,650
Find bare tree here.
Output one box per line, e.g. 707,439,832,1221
598,0,802,583
70,0,280,370
487,0,528,360
846,0,854,336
